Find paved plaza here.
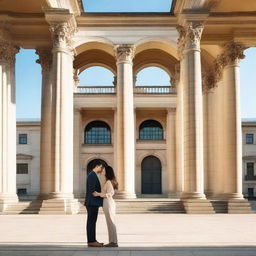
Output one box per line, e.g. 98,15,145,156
0,214,256,255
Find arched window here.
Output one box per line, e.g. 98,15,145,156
141,155,162,194
139,120,163,140
85,121,111,144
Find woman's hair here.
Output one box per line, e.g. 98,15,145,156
105,165,118,190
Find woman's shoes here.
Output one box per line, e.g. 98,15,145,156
104,242,118,247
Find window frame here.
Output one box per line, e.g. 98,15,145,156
16,163,29,174
246,133,254,144
18,133,28,145
139,120,164,141
84,121,111,145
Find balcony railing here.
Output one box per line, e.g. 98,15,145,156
75,86,116,94
75,86,176,94
134,86,176,94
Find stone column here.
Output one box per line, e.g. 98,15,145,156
73,108,82,197
178,22,206,199
222,42,245,199
166,108,176,197
36,48,53,199
39,10,78,214
0,40,19,211
114,45,136,198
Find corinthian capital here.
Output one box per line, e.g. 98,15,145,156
36,48,52,73
221,42,245,66
115,44,135,64
0,40,19,65
49,22,76,50
185,22,204,49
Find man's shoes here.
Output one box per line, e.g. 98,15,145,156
104,242,118,247
88,241,104,247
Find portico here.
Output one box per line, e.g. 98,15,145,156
0,0,255,213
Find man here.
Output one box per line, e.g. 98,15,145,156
85,159,105,247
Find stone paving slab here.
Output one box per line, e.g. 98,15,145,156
0,246,256,256
0,214,256,255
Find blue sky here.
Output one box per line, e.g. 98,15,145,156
16,48,256,119
82,0,173,12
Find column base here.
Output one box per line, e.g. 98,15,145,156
39,193,79,214
115,191,137,199
181,192,206,200
221,193,244,200
0,193,19,212
228,199,253,214
182,199,215,214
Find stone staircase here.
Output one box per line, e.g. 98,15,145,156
1,199,254,214
211,200,228,213
79,199,186,214
228,199,253,214
2,200,42,214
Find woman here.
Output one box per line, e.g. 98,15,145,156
93,165,118,247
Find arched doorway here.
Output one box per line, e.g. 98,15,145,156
141,156,162,194
86,158,108,174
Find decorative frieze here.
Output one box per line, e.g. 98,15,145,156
115,44,135,64
0,40,19,65
36,48,52,73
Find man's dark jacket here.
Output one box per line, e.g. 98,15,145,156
85,171,103,207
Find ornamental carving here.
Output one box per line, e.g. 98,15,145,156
176,25,186,59
36,48,52,73
171,63,180,87
115,45,135,64
221,42,245,66
0,41,19,65
49,23,76,49
202,42,245,92
177,22,204,58
185,22,204,49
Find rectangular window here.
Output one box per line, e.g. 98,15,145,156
248,188,254,198
17,188,27,195
246,134,254,144
245,162,256,181
19,134,27,144
17,163,28,174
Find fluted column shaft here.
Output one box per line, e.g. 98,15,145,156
36,49,53,198
115,45,136,198
47,19,76,199
0,40,19,210
178,22,206,199
222,43,244,199
166,108,176,197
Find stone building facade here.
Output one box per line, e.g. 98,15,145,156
16,120,256,200
1,0,256,213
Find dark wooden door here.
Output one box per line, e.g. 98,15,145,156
141,156,162,194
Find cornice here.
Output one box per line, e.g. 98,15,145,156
77,14,177,27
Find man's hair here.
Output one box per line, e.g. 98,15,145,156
91,159,105,170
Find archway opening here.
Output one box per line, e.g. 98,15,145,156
141,155,162,194
79,66,115,86
136,66,171,86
